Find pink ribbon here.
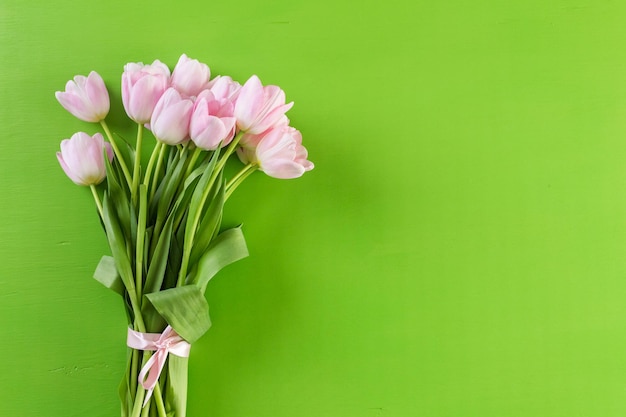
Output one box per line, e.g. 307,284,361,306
127,325,191,406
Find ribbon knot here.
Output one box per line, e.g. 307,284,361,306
127,325,191,407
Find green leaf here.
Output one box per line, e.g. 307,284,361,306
118,357,132,417
189,227,249,293
171,163,205,232
141,208,175,332
144,213,174,295
165,356,188,417
163,234,183,290
93,255,124,295
183,149,220,256
154,149,188,225
145,286,211,343
105,153,134,244
144,226,153,272
188,173,225,267
102,194,137,301
113,132,136,174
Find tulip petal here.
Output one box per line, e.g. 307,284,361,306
262,159,306,179
171,54,211,97
85,71,109,117
191,116,227,150
235,75,264,130
248,102,294,134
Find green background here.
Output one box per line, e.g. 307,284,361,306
1,0,626,415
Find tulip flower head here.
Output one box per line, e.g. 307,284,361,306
234,75,293,134
122,60,171,123
171,54,211,98
189,90,237,150
55,71,110,122
208,75,241,103
57,132,113,186
237,125,313,179
149,88,194,145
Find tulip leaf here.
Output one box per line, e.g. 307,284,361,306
93,255,124,295
165,355,189,417
163,233,183,290
102,194,137,306
112,132,136,177
118,355,132,417
169,162,205,235
153,148,188,223
189,227,249,293
144,213,173,295
143,226,153,272
188,174,225,267
183,149,220,268
105,154,134,245
145,285,211,343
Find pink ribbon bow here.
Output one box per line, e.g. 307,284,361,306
127,325,191,406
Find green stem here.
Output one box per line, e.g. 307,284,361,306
129,352,168,417
225,163,257,201
128,294,146,332
130,348,139,404
140,397,151,417
130,393,145,417
89,185,104,218
150,143,167,201
129,359,147,417
184,146,203,178
177,131,244,287
135,185,147,303
100,120,132,189
153,384,167,417
144,141,163,197
132,123,144,202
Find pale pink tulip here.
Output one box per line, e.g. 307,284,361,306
55,71,110,122
57,132,113,185
237,125,313,179
208,75,241,102
189,90,237,150
122,60,170,123
149,88,193,145
234,75,293,134
170,54,211,98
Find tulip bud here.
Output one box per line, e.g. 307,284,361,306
57,132,113,186
122,60,170,123
149,88,194,145
170,54,211,98
189,90,237,150
237,125,313,179
208,75,241,102
55,71,110,122
234,75,293,134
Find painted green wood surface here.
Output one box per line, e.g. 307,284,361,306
2,0,626,416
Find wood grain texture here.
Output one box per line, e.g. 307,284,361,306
2,0,626,416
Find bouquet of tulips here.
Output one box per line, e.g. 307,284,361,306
55,54,313,417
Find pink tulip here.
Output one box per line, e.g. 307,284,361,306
57,132,113,186
237,125,313,179
189,90,237,150
170,54,211,98
149,88,194,145
208,75,241,102
234,75,293,134
55,71,110,122
122,60,170,123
